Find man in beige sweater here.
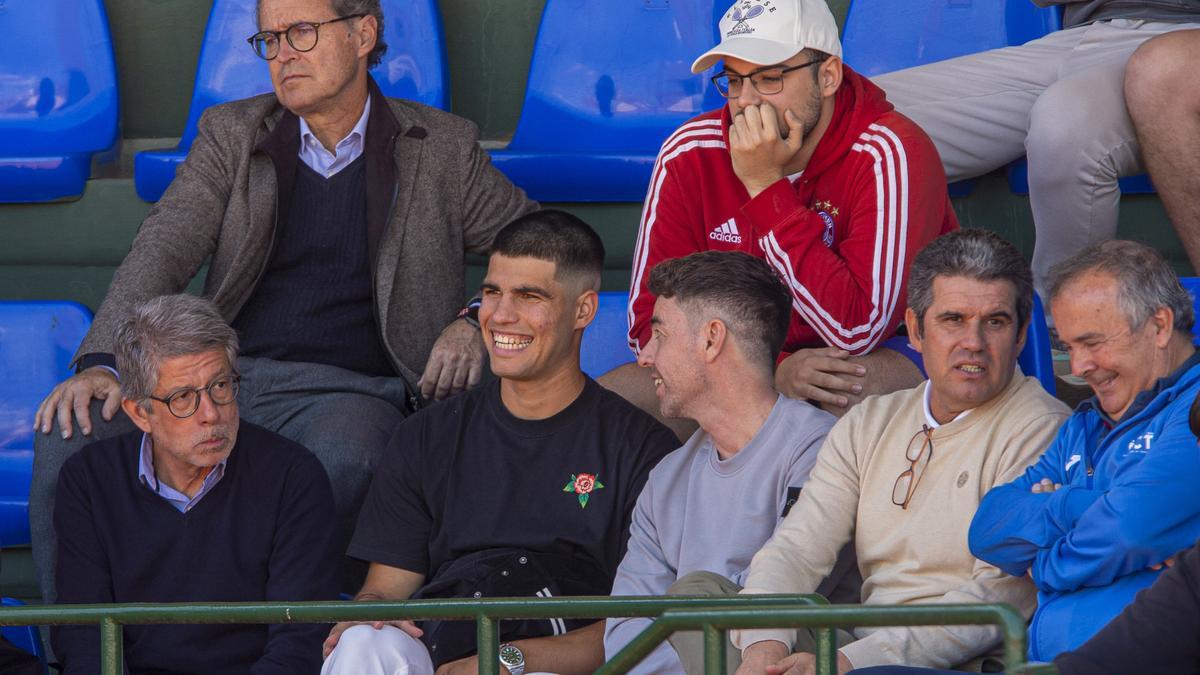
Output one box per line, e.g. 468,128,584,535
730,229,1070,674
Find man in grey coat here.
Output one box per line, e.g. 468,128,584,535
31,0,536,599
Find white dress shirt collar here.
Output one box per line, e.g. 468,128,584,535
923,381,972,428
297,94,371,178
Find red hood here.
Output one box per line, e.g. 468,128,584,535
721,65,895,181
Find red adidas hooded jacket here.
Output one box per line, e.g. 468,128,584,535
628,66,958,359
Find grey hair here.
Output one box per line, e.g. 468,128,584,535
907,229,1033,334
114,295,239,409
258,0,388,69
333,0,387,68
1047,240,1194,333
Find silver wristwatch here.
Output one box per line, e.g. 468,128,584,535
499,642,525,675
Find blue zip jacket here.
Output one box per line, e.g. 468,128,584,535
969,353,1200,661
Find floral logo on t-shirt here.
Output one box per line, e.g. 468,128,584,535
563,472,605,508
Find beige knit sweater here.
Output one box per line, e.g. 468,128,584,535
731,372,1070,669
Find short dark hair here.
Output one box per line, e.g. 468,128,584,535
489,209,606,290
648,251,791,370
258,0,388,69
908,229,1033,334
1047,239,1194,334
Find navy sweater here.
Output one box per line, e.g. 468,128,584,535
234,154,394,377
51,422,338,675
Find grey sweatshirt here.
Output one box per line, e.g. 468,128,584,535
1035,0,1200,28
603,396,841,674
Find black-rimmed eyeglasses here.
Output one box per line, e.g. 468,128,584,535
247,14,365,61
146,374,241,419
710,59,824,98
892,424,934,510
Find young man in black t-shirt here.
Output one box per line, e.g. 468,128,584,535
322,210,678,675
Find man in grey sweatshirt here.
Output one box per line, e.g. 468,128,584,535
603,251,859,674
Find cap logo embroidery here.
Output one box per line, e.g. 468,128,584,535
727,2,769,36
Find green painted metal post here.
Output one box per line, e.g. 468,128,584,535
477,615,499,675
703,624,725,675
99,617,123,675
814,626,837,675
0,596,1056,674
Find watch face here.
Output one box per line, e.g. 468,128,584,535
499,645,523,666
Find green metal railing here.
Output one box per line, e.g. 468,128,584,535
602,602,1058,675
0,596,1055,675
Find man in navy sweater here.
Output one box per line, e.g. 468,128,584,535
51,294,338,674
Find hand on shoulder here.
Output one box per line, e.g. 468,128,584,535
34,366,122,439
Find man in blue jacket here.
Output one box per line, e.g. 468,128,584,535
968,240,1200,662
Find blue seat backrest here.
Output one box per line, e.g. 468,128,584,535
505,0,724,154
842,0,1061,76
0,302,92,547
581,292,637,378
176,0,449,150
0,0,118,155
1020,293,1056,395
1178,277,1200,345
0,598,46,672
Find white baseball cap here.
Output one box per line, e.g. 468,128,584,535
692,0,842,74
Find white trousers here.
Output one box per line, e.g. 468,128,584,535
321,624,559,674
872,18,1200,298
322,625,435,675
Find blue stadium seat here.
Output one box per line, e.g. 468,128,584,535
1006,158,1156,195
134,0,449,202
579,291,1058,395
1178,277,1200,345
0,302,93,547
842,0,1061,198
0,1,119,203
1020,294,1056,396
487,0,726,202
842,0,1060,77
581,291,636,378
0,598,47,674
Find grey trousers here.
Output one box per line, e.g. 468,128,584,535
666,571,854,675
30,356,412,602
871,18,1200,300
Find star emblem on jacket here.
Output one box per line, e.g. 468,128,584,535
815,200,837,247
563,472,604,508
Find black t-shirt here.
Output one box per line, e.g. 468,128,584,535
349,377,678,586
